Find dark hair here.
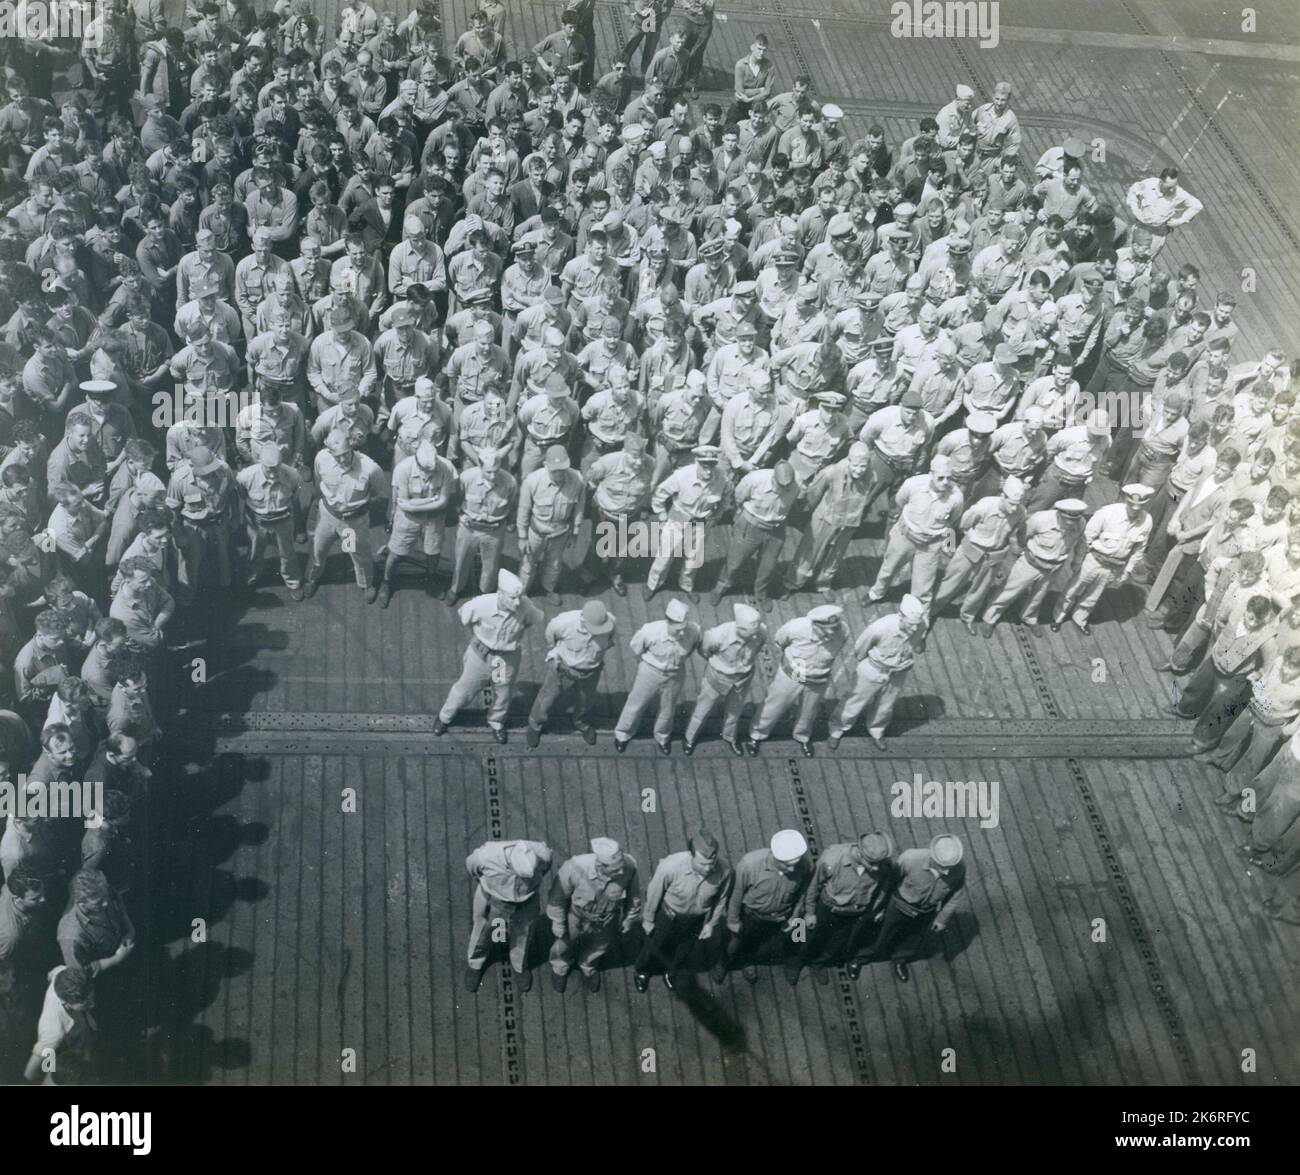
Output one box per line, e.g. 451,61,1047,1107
6,868,45,901
688,831,719,857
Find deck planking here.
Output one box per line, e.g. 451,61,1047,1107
114,0,1300,1086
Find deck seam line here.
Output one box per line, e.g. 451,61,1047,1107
1012,618,1200,1083
1065,758,1201,1083
484,755,524,1086
785,759,874,1086
1117,0,1300,253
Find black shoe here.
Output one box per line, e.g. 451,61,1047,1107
745,739,761,756
364,583,380,604
514,968,533,992
797,739,814,758
611,575,627,597
869,735,887,752
893,961,910,983
492,727,508,745
1049,619,1063,632
846,963,861,980
1074,619,1092,636
827,733,842,752
287,583,304,602
979,622,994,638
378,582,394,608
656,738,671,756
758,595,776,613
526,726,541,748
303,577,320,599
687,591,700,604
464,965,486,993
546,590,564,607
742,965,759,983
784,962,801,986
814,964,831,984
725,738,744,757
709,963,728,985
551,971,568,993
642,584,660,601
710,586,729,605
634,972,650,993
614,738,629,753
819,586,836,602
683,738,696,755
583,970,601,992
961,617,978,636
577,723,597,745
433,719,448,736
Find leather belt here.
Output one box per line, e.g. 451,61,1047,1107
782,656,829,685
1089,548,1128,570
322,501,368,520
249,509,292,524
873,444,913,471
471,637,511,659
1024,549,1064,574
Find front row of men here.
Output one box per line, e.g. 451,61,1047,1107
431,563,931,754
464,830,967,992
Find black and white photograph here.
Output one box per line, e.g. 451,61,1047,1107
0,0,1295,1121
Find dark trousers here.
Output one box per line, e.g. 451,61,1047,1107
91,64,135,122
724,909,788,969
577,21,598,88
1208,708,1284,775
804,899,878,965
1153,555,1204,628
1178,660,1251,750
622,26,662,72
583,506,639,581
681,20,712,84
528,661,601,731
725,98,752,125
720,514,784,596
870,901,932,963
1024,467,1088,514
635,911,706,977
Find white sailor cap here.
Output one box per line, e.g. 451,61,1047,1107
591,837,624,866
899,594,927,622
770,829,808,863
930,834,964,868
508,842,539,877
